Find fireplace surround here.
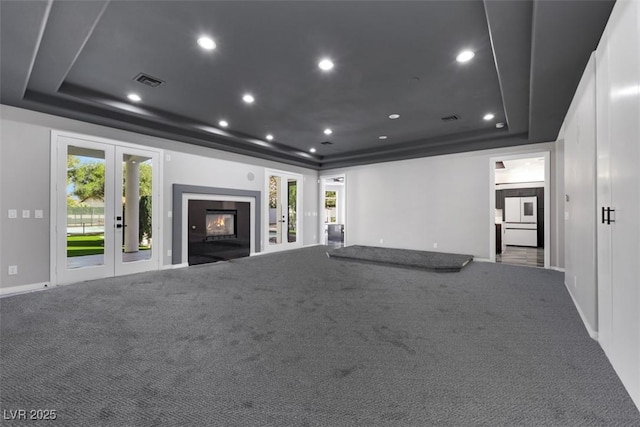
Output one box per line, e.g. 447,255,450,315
172,184,262,266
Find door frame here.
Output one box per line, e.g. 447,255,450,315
49,130,164,286
488,151,551,267
319,173,347,246
263,169,303,253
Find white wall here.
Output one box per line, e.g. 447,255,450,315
0,105,318,289
562,54,598,336
324,142,562,263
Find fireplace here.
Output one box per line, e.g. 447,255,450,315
188,200,250,265
205,210,237,240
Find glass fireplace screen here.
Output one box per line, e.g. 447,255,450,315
205,210,237,239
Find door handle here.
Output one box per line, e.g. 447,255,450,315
602,207,615,225
607,207,615,224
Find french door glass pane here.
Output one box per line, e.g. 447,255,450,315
66,145,105,269
121,154,153,263
288,179,297,243
269,175,282,244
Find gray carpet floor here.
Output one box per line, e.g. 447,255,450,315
327,245,474,272
1,246,639,426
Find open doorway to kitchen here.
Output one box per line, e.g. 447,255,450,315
320,174,346,248
490,152,550,268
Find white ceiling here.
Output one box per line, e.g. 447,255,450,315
495,157,545,184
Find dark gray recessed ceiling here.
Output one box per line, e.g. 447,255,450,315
0,0,614,170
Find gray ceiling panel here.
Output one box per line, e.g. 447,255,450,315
528,0,614,143
0,0,50,103
483,0,533,134
0,0,615,169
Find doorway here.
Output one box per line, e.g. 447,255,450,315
51,132,161,285
320,174,346,248
264,170,302,252
489,152,550,268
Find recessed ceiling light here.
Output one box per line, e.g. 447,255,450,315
266,134,274,141
456,50,475,63
496,122,505,128
242,93,255,104
127,93,141,102
483,113,495,121
310,148,317,153
379,135,388,140
318,58,334,71
219,120,229,128
197,36,216,50
389,114,400,119
324,128,332,135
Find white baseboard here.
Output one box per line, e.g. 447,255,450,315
473,257,492,263
0,282,51,298
550,266,565,273
564,281,599,341
162,263,188,270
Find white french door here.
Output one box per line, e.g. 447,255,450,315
53,133,160,285
265,170,302,252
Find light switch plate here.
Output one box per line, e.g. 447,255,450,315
8,209,17,219
22,209,30,218
35,210,44,219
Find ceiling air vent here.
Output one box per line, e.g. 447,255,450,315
320,141,333,145
134,73,164,88
441,114,460,122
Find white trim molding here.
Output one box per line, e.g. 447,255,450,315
565,280,599,340
0,282,50,298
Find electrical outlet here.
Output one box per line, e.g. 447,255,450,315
165,154,171,161
168,211,172,218
8,209,17,219
35,209,44,219
380,238,384,244
167,249,172,257
8,265,18,275
22,209,30,219
433,243,438,249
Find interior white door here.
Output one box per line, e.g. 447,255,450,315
55,135,160,285
265,171,302,252
596,0,640,406
596,25,613,358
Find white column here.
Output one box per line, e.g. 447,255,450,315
124,159,140,253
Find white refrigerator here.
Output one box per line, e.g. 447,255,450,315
504,196,537,247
